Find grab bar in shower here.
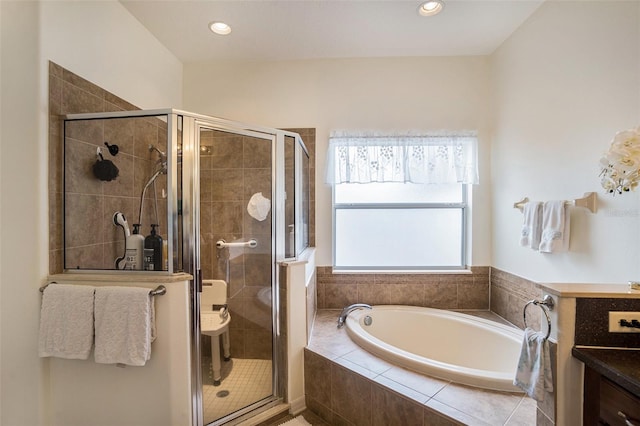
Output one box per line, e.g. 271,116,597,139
216,239,257,249
523,294,554,341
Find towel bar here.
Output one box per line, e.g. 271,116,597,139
39,282,167,296
513,192,597,214
523,295,554,341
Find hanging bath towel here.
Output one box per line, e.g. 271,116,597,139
38,284,95,360
513,327,553,401
520,201,543,250
94,286,155,366
539,200,570,253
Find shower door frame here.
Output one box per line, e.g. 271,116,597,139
182,112,287,426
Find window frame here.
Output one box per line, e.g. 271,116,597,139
332,184,469,271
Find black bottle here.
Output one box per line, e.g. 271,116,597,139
144,224,163,271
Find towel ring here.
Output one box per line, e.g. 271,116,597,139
523,295,554,341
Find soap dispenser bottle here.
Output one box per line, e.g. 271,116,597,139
125,223,145,270
144,224,163,271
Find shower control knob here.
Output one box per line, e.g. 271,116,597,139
104,142,119,156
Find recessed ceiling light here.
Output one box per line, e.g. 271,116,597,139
209,21,231,35
418,0,444,17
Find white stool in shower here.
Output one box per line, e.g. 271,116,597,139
201,279,231,386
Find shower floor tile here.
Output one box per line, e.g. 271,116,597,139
203,357,272,425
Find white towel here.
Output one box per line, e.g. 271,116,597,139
94,286,156,366
513,327,553,401
520,201,543,250
38,284,95,360
538,200,570,253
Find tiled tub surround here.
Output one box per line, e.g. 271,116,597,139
316,267,490,310
490,268,544,331
314,267,554,425
305,310,536,425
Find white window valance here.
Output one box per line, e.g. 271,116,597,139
326,131,479,185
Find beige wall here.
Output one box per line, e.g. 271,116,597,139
1,2,46,424
491,1,640,283
183,56,494,267
0,1,182,424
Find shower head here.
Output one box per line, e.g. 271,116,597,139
149,144,167,163
149,144,168,175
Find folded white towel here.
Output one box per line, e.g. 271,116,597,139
38,284,95,360
513,327,553,401
539,200,570,253
94,286,155,366
520,201,543,250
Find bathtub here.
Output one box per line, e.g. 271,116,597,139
345,305,524,392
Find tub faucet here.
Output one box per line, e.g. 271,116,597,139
337,303,372,329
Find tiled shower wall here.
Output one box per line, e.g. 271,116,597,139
199,128,316,360
49,62,168,272
200,129,274,359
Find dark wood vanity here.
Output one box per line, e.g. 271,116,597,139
572,348,640,426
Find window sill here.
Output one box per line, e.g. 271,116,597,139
330,269,472,275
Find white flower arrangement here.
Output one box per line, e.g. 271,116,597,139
599,127,640,194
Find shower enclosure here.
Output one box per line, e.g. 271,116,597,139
62,109,310,426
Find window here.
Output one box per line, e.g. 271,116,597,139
327,132,478,271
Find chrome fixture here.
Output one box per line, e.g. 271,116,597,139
216,239,257,249
523,295,554,341
337,303,372,329
138,145,168,226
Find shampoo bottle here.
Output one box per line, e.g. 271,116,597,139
125,224,145,270
144,224,163,271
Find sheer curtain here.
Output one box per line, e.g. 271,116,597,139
326,131,479,185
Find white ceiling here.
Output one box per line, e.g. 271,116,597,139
120,0,544,63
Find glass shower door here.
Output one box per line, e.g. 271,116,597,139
197,125,276,425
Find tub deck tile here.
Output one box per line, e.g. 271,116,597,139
431,382,524,425
381,365,449,398
373,375,431,404
426,399,491,426
340,346,394,375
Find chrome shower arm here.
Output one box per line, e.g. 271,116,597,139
138,168,164,225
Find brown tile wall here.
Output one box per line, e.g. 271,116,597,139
49,62,169,272
315,266,490,310
489,268,556,425
490,267,544,331
278,263,289,399
200,128,315,360
200,128,274,360
305,349,459,425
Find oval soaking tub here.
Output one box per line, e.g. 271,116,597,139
345,305,524,392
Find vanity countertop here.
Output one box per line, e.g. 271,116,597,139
572,347,640,397
540,283,640,299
